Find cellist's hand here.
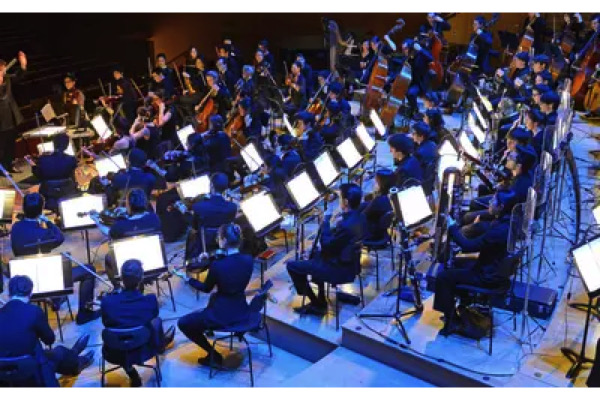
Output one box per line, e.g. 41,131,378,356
18,51,27,69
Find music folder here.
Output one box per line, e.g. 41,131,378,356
177,174,211,200
9,253,73,300
95,153,127,177
177,125,195,150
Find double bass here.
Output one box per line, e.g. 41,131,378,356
380,61,411,126
362,19,406,116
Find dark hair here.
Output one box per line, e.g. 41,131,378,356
156,53,167,60
425,108,444,130
23,193,44,219
375,169,394,195
218,223,242,248
474,16,486,25
259,39,269,49
211,172,229,193
537,70,552,84
533,84,551,94
121,259,144,290
495,190,518,216
340,183,362,210
292,61,303,70
127,188,148,214
128,148,148,168
52,133,70,153
8,275,34,298
64,72,77,82
152,67,164,76
527,108,545,125
412,121,431,138
387,133,414,155
209,115,224,131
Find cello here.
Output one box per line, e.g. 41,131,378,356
362,19,405,117
194,87,217,132
584,64,600,114
571,27,600,109
380,61,411,126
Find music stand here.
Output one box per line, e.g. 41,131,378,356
177,174,211,200
240,142,264,174
177,125,195,150
458,130,480,162
370,109,387,138
313,150,341,190
560,234,600,380
36,141,76,157
594,204,600,226
467,113,486,145
359,185,433,344
240,191,284,238
94,153,127,178
59,194,106,263
0,189,16,224
9,253,73,301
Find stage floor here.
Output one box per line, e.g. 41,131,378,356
1,111,599,387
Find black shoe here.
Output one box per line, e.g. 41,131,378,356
126,367,142,387
75,309,101,325
198,354,223,367
439,318,462,337
293,302,327,316
72,334,90,355
77,350,95,373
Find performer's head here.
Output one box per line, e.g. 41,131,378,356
424,108,444,131
473,16,486,32
217,223,243,250
209,114,224,132
128,148,148,169
121,259,144,291
126,188,148,215
242,65,254,80
507,127,532,151
52,133,70,154
531,84,550,105
23,193,45,219
195,55,206,70
375,169,394,195
188,47,198,60
535,70,552,86
211,172,229,195
328,82,343,100
112,65,124,81
64,73,77,90
8,275,34,301
532,55,550,73
291,61,302,76
388,133,414,162
218,44,231,59
490,189,518,218
411,121,431,145
339,183,362,212
514,144,538,176
206,70,218,87
155,53,167,68
258,39,269,53
525,108,545,132
255,50,264,64
514,52,529,69
540,91,560,113
294,111,314,134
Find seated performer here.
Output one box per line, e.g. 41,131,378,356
185,173,238,261
402,39,434,117
0,276,95,387
175,223,253,367
539,90,560,127
319,100,342,146
526,108,553,158
11,193,100,325
31,133,78,211
150,67,175,100
411,121,437,194
423,108,447,143
283,61,307,116
433,190,518,336
107,148,156,205
278,133,303,177
100,259,176,387
203,115,232,174
361,169,394,242
91,188,161,286
387,133,424,188
295,111,324,162
495,52,531,104
286,183,366,315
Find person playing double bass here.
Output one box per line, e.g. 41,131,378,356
402,39,434,118
471,16,494,77
419,13,451,44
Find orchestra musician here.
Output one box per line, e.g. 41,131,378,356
402,39,434,118
387,133,424,188
423,108,448,143
217,44,241,80
100,259,176,387
109,65,138,125
11,193,101,325
216,57,237,98
91,188,161,286
539,90,560,126
296,53,314,99
286,183,366,315
410,122,438,193
184,172,238,263
117,104,161,160
149,92,177,145
154,53,176,88
203,115,232,173
318,100,342,146
278,133,303,177
419,13,451,42
433,190,518,337
294,111,324,162
237,97,262,139
107,148,157,205
283,61,307,116
0,275,95,387
201,70,232,120
0,51,27,174
175,223,254,368
525,108,553,158
471,16,494,76
521,13,547,56
258,40,275,75
30,133,78,211
150,67,175,100
360,169,393,242
495,52,531,104
63,72,86,127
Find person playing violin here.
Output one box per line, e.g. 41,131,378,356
108,65,138,125
283,61,307,115
63,72,86,127
216,57,237,99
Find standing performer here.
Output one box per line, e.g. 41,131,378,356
63,72,86,127
0,51,26,174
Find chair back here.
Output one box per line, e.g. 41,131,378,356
0,355,41,387
249,280,274,314
102,326,151,352
496,250,523,281
378,210,395,234
533,151,552,208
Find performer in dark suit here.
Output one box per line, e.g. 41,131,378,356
108,148,157,205
495,52,531,104
100,259,175,387
419,13,451,41
411,121,438,194
387,133,423,188
361,169,393,242
286,183,366,315
11,193,101,325
0,276,94,387
150,67,175,100
472,16,494,76
175,223,254,367
522,13,547,56
278,133,302,177
111,65,139,125
31,133,78,210
402,39,434,117
0,51,27,174
295,111,324,162
203,115,232,174
433,190,518,336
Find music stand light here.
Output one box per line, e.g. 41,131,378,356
91,115,114,141
0,189,16,223
369,109,386,138
285,170,321,213
240,191,283,237
9,253,73,300
313,150,341,189
177,125,195,150
177,174,211,200
94,153,127,177
111,234,168,277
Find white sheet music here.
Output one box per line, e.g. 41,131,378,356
356,123,375,152
314,151,339,188
468,113,486,143
573,238,600,295
459,131,479,160
95,154,126,177
241,142,264,173
0,189,15,221
241,191,281,233
395,186,432,228
41,103,57,123
37,141,76,156
337,138,362,169
113,235,165,273
178,175,211,199
177,125,195,150
91,115,113,140
369,110,386,137
60,195,105,229
10,255,66,295
287,171,320,210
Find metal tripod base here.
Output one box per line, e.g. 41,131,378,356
560,346,593,380
569,302,600,321
358,310,415,345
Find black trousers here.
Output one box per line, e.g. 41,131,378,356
177,313,223,361
0,127,18,169
433,261,484,321
72,265,96,311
